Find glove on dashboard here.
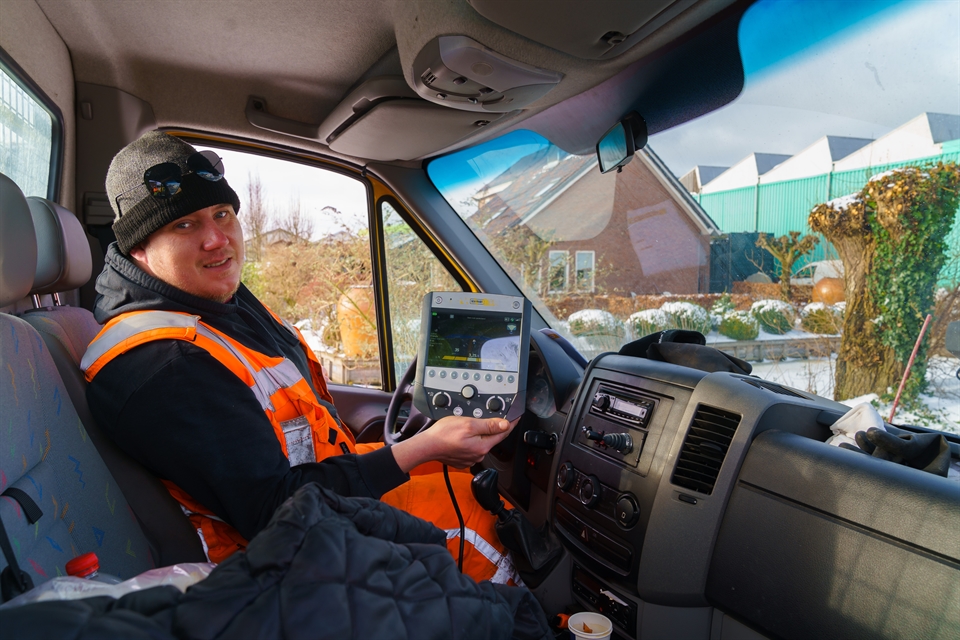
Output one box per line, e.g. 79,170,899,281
851,427,951,477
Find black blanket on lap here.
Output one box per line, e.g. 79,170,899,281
0,483,551,640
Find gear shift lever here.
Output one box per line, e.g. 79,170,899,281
471,468,562,577
471,468,507,517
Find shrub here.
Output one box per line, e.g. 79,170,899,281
661,301,712,335
568,309,626,340
800,302,841,334
719,311,760,340
751,299,797,335
627,308,672,337
710,293,735,329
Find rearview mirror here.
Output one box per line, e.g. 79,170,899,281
596,112,648,174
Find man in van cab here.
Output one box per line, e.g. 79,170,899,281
82,131,519,584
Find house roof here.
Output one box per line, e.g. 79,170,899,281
471,143,718,242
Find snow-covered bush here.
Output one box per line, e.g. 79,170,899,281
800,302,841,334
627,308,671,338
751,299,797,335
568,309,626,340
661,301,712,335
719,311,759,340
710,293,736,329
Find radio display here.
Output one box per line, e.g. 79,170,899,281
426,310,522,372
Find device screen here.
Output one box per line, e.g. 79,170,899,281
427,310,522,372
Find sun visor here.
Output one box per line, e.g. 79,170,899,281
328,100,504,161
466,0,698,59
411,36,562,112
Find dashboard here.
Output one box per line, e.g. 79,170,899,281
483,330,960,640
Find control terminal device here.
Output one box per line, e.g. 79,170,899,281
413,292,531,422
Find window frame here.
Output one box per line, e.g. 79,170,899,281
575,250,595,293
373,194,474,387
0,46,64,201
548,250,569,294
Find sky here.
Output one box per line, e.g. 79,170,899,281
193,146,369,240
648,0,960,176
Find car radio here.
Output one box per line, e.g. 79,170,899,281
413,292,531,422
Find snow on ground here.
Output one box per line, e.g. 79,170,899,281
752,355,960,435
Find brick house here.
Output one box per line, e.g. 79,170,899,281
471,145,718,296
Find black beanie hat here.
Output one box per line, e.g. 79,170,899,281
106,131,241,254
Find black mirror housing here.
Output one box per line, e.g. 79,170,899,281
596,112,648,173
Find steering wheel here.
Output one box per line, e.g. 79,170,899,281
384,358,432,446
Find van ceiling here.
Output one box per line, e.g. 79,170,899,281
32,0,744,163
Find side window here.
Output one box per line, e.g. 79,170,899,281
0,62,59,198
194,146,382,387
575,250,595,292
379,199,461,377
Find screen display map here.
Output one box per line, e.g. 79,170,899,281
427,310,522,372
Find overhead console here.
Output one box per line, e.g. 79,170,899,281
246,76,508,161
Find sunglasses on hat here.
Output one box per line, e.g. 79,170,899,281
115,150,225,217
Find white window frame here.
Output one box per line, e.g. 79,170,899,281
575,250,595,292
548,250,569,294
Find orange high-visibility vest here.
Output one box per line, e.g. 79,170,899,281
82,309,521,583
82,309,357,562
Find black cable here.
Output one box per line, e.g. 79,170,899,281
443,463,465,573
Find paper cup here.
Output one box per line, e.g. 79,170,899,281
568,612,613,640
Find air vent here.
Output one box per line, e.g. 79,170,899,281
741,378,805,398
671,405,741,495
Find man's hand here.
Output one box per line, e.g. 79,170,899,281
391,416,518,473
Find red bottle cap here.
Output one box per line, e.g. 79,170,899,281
65,552,100,578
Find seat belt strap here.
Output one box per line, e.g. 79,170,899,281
0,488,42,601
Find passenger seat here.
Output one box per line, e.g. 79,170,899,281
17,195,206,567
0,173,154,598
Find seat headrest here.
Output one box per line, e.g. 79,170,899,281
27,198,94,296
0,173,37,307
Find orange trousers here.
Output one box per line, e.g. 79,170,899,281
356,443,519,585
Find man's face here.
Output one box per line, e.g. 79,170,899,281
130,203,244,303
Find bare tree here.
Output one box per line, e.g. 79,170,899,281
242,171,270,261
279,193,314,243
756,231,819,301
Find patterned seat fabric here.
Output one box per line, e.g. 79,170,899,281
0,174,153,591
18,196,205,567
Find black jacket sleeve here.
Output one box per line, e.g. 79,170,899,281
87,340,408,541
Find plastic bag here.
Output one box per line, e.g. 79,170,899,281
0,562,215,609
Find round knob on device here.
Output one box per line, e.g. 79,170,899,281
593,394,611,411
579,475,601,508
556,462,575,491
432,392,451,408
486,396,504,412
461,385,477,399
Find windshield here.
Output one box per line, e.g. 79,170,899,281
428,0,959,432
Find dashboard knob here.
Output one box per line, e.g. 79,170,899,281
556,462,575,491
593,394,611,411
579,474,601,508
615,494,640,528
461,385,477,399
486,396,504,412
432,392,451,408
